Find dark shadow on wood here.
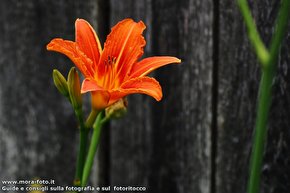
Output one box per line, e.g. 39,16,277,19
95,0,111,188
211,0,220,192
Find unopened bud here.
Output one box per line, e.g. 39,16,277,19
67,67,82,109
52,69,69,98
105,98,128,119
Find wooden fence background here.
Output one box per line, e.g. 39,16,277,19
0,0,289,193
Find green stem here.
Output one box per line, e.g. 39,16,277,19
239,1,290,193
73,108,99,186
81,113,105,187
74,109,88,186
247,68,274,193
268,0,290,65
85,109,99,129
237,0,270,66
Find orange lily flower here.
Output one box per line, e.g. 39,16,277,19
47,18,181,110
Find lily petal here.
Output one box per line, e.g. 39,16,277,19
91,90,110,110
82,78,110,110
47,38,94,77
75,19,102,70
99,19,146,82
129,56,181,78
81,78,104,93
109,77,162,103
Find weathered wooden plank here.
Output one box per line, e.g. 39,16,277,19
217,0,290,193
217,2,258,193
150,0,213,193
0,0,100,186
109,0,213,192
108,0,154,188
261,0,290,191
2,1,288,192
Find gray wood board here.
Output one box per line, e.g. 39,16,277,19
0,0,289,192
109,0,155,189
109,0,213,193
0,0,99,186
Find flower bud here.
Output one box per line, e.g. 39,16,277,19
105,98,128,119
52,69,69,98
67,67,82,109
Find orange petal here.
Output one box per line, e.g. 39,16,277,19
75,19,102,70
98,19,146,82
91,90,110,110
47,38,94,77
82,78,110,110
81,78,103,93
109,77,162,103
129,56,181,78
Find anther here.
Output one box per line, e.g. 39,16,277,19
106,56,117,66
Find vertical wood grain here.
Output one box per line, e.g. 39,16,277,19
108,0,154,189
109,0,213,192
0,0,99,185
151,0,213,192
0,1,289,192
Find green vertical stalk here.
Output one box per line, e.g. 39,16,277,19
247,67,274,193
237,0,269,66
81,113,105,187
268,0,290,65
85,109,99,128
74,109,89,186
238,0,290,193
73,108,99,186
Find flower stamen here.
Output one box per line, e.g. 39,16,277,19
103,55,117,88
